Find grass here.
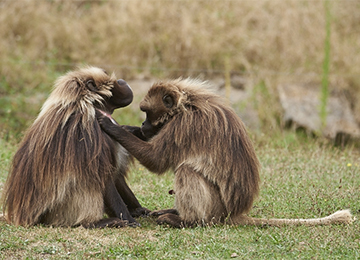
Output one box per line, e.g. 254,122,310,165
1,131,359,259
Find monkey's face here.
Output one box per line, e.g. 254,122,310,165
92,78,133,113
49,67,133,117
139,83,182,139
85,69,133,114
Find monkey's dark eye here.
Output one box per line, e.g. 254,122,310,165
86,80,98,91
162,95,174,108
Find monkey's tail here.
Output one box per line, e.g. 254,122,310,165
234,210,353,227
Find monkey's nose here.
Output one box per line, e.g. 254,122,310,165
117,79,132,91
117,79,126,85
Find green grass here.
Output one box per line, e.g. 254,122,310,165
1,132,359,259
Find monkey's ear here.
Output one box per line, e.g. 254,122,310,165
162,95,174,108
86,79,98,92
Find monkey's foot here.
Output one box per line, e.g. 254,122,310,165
156,213,184,228
130,207,152,217
149,209,179,217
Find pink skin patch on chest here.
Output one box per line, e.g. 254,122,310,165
98,109,118,125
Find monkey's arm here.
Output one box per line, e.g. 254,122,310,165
122,125,148,141
103,177,139,226
96,110,147,141
98,115,170,174
114,174,151,217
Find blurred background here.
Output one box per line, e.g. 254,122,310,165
0,0,359,144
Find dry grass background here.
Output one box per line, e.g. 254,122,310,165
1,0,360,135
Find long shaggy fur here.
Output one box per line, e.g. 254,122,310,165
2,67,129,227
142,78,261,218
99,78,353,227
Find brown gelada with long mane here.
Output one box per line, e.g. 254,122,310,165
98,78,353,228
1,66,149,228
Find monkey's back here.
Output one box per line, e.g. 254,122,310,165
159,91,260,217
2,104,124,227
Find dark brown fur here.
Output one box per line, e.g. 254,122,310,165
98,78,353,228
1,66,148,228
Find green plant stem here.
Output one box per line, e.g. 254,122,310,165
320,0,331,131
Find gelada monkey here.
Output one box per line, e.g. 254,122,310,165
2,66,149,228
98,78,352,228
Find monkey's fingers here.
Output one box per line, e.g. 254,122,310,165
127,221,141,228
149,209,179,217
96,109,118,125
95,109,107,124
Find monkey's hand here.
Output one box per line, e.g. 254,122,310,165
96,109,119,125
97,110,148,141
96,109,124,139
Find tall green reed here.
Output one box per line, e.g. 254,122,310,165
320,0,331,131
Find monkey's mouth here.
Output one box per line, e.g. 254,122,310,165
98,109,117,125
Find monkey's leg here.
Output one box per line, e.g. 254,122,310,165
157,165,227,228
114,174,150,217
104,178,139,226
177,165,226,226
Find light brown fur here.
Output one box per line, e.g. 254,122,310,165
2,66,147,227
99,78,353,228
